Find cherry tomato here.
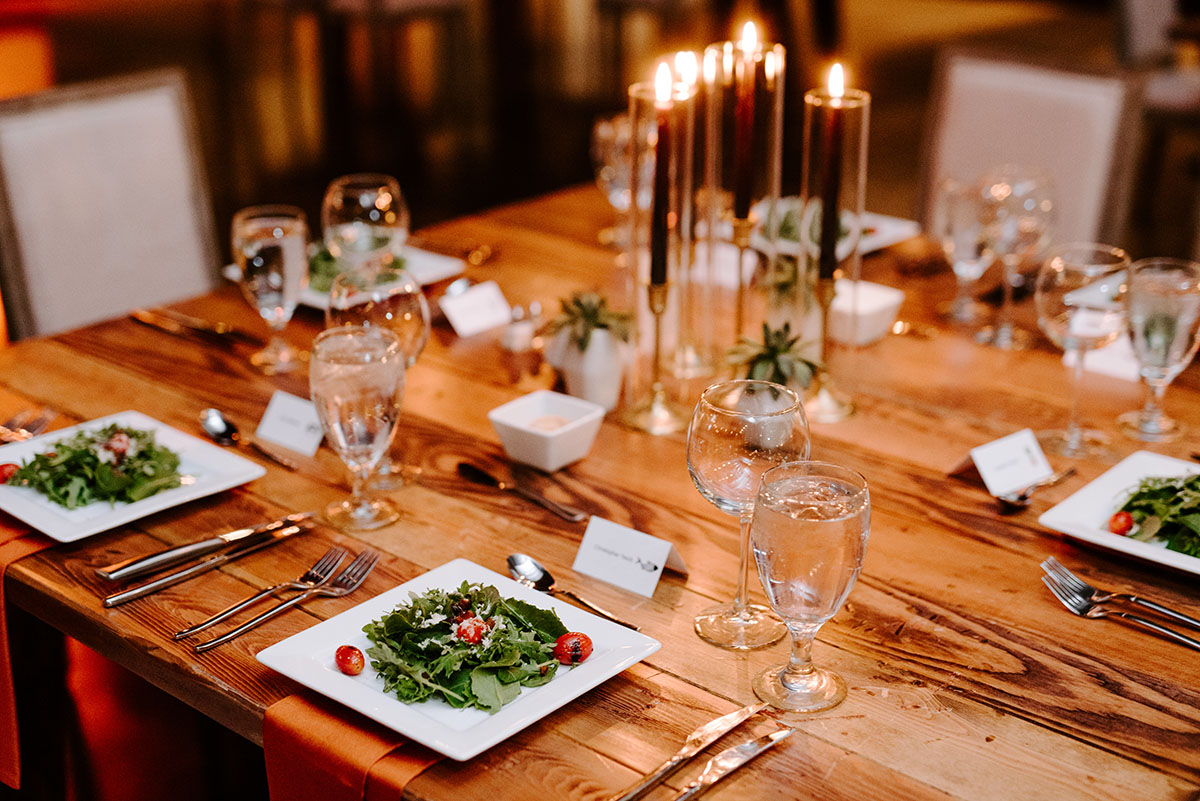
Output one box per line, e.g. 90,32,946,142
0,464,18,483
456,616,488,645
335,645,365,676
1108,510,1134,536
553,632,593,665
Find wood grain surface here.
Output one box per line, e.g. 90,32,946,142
4,185,1200,800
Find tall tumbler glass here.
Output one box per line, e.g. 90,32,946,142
750,460,869,714
687,380,810,650
1118,257,1200,442
232,205,308,374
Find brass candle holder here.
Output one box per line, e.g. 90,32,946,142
731,216,755,341
804,276,855,423
623,282,686,434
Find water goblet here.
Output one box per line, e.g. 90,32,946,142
687,380,811,650
590,112,632,248
932,177,993,326
977,165,1056,350
231,204,308,374
750,460,869,715
1118,257,1200,442
309,325,406,531
1034,242,1130,458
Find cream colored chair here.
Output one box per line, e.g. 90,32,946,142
920,49,1143,246
0,69,219,340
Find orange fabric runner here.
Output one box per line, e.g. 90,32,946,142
0,514,54,789
264,692,441,801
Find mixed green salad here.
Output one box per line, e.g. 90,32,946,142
308,246,407,294
2,424,182,509
363,581,574,714
1109,474,1200,557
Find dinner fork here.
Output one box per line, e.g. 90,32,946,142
1041,556,1200,632
1042,574,1200,652
173,546,347,640
0,408,54,443
193,549,380,653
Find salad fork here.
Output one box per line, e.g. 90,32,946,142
1041,556,1200,632
173,546,347,640
1042,574,1200,652
0,408,54,443
193,549,380,653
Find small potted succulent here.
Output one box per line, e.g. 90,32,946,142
726,322,821,393
544,292,632,411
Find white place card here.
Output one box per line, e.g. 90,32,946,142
571,517,688,598
969,428,1053,498
255,390,324,456
439,280,511,338
1063,337,1141,382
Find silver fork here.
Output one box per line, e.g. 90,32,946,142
193,549,380,653
0,408,53,443
1041,556,1200,632
173,546,347,640
1042,574,1200,652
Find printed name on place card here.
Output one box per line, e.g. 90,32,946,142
571,517,688,598
439,280,511,338
969,428,1053,498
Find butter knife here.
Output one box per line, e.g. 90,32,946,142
669,728,793,801
608,702,767,801
149,307,264,347
130,309,235,348
102,522,311,607
95,512,315,582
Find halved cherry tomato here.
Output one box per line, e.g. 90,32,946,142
456,616,488,645
553,632,593,665
335,645,365,676
1108,510,1134,536
0,464,18,483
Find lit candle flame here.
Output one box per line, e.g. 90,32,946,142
674,51,698,87
655,62,672,104
829,63,844,98
739,21,758,54
703,48,717,84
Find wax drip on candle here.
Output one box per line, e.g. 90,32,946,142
818,62,845,282
650,62,673,287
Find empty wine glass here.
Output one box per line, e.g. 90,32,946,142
231,205,308,374
750,461,869,714
590,112,632,248
932,177,993,326
1034,243,1130,458
977,165,1056,350
687,380,811,650
310,325,406,530
1118,257,1200,442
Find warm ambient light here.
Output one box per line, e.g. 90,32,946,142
739,21,757,53
674,51,698,87
655,62,672,104
829,63,845,98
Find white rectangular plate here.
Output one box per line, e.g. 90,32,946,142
0,410,266,542
1038,450,1200,575
257,558,660,761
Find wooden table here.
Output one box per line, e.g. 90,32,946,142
3,186,1200,800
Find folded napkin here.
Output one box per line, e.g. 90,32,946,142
264,692,441,801
0,514,55,789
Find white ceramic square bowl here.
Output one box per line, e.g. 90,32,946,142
829,278,905,346
487,390,605,472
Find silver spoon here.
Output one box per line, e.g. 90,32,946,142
457,462,587,523
199,408,299,471
996,467,1076,513
506,553,639,630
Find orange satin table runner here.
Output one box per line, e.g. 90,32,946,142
0,513,54,789
264,692,441,801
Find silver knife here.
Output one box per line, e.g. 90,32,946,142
670,728,793,801
150,307,264,347
608,703,768,801
102,522,312,607
95,512,315,582
129,309,235,348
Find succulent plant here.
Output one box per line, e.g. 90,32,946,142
545,292,632,351
726,322,821,389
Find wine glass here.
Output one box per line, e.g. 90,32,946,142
977,165,1056,350
1117,257,1200,442
687,380,811,650
309,325,406,530
750,460,869,714
1034,243,1130,458
590,112,632,248
231,205,308,374
932,177,993,326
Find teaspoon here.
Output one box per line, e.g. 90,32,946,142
199,408,299,471
996,467,1076,513
456,462,587,523
506,553,639,630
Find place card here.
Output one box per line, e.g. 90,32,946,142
1063,337,1141,382
439,280,511,338
571,517,688,598
969,428,1053,498
255,390,324,456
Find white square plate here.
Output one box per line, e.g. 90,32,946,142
0,410,266,542
257,558,660,761
1038,450,1200,575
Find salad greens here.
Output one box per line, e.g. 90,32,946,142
363,581,568,714
308,246,407,293
5,424,182,509
1116,474,1200,557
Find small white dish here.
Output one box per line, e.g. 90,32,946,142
1038,450,1200,576
488,390,605,472
829,278,905,346
0,410,265,542
257,558,660,761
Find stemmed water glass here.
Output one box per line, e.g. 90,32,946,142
590,113,632,248
309,325,406,531
231,205,308,374
977,165,1056,350
1117,257,1200,442
687,380,811,650
1034,243,1130,458
932,177,993,326
749,461,869,714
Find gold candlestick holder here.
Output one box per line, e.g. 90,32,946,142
731,216,755,342
623,283,686,434
804,277,855,423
